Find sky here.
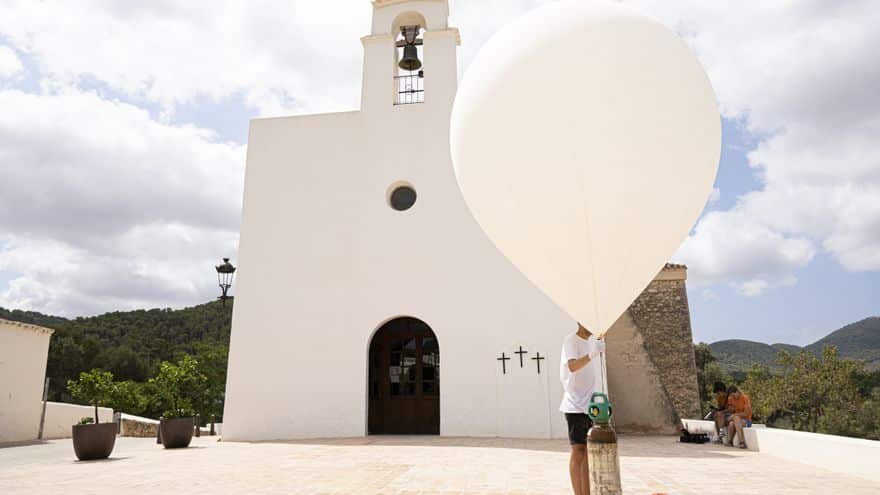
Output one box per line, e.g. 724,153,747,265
0,1,877,345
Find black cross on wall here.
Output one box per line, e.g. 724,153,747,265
497,352,511,374
514,345,528,367
531,352,545,374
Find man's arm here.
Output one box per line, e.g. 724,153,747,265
725,396,735,413
567,354,592,373
567,338,605,372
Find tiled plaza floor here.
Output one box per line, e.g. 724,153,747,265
1,435,877,494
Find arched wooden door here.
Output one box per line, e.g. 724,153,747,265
368,317,439,434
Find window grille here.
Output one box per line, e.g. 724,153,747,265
395,72,424,105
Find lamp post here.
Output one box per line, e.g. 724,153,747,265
215,258,236,307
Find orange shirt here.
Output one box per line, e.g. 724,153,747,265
727,393,752,421
715,392,728,410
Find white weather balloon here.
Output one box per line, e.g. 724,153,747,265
451,0,720,336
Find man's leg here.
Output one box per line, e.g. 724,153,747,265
714,411,723,436
733,416,744,446
570,444,586,495
726,418,736,445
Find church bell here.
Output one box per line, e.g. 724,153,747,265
397,25,423,72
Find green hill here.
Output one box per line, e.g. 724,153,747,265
0,301,233,403
710,317,880,374
709,339,785,374
805,317,880,368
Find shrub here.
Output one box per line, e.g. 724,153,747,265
149,355,208,419
67,369,116,423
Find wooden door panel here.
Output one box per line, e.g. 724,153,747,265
368,317,439,435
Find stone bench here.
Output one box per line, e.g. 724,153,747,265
117,413,212,437
681,418,765,446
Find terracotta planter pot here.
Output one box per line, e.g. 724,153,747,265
160,417,194,449
72,422,117,461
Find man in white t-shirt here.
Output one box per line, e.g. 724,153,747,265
559,323,605,495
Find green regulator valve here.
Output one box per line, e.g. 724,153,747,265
587,392,613,424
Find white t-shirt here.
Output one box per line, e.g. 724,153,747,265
559,332,602,413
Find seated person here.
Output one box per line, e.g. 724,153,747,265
725,385,753,448
705,381,729,442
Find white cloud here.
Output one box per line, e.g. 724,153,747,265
737,279,768,298
0,1,555,118
0,0,878,313
0,88,244,315
0,45,23,79
675,208,815,289
701,288,719,302
642,0,880,291
0,1,373,117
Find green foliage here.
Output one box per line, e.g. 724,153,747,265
696,341,879,440
709,317,880,374
67,369,116,423
107,380,147,417
694,342,731,415
806,317,880,368
78,417,94,425
149,355,208,419
192,342,229,423
856,389,880,440
0,301,232,404
709,339,786,374
0,301,235,422
743,346,865,436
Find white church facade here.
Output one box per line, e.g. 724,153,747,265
222,0,700,441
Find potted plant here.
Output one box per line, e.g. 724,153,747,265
151,355,207,448
67,369,117,461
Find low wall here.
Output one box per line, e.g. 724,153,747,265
119,413,159,437
41,402,114,440
743,427,880,483
118,413,216,437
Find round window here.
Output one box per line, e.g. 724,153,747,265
389,185,417,211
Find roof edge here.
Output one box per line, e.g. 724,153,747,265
0,318,55,336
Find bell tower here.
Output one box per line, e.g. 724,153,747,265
361,0,460,113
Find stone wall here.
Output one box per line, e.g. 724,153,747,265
120,418,158,438
605,264,701,433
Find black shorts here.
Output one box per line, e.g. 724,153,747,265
565,413,593,445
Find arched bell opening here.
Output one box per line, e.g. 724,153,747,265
391,10,428,38
367,316,440,434
393,12,426,105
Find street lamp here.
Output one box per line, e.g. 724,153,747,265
215,258,236,306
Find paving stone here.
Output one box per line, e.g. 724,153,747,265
0,435,877,494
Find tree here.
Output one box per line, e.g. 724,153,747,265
693,342,731,414
2,299,234,402
107,380,147,417
149,355,208,419
99,345,151,382
856,388,880,440
744,346,863,435
192,342,229,425
67,369,116,423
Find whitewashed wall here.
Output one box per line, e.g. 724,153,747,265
41,402,114,440
223,0,576,441
744,427,880,483
0,319,53,444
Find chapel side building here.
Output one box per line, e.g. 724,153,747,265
223,0,699,441
0,319,53,444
